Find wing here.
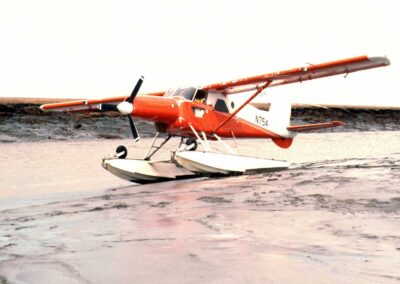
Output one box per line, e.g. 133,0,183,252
202,55,390,94
41,55,390,111
40,91,165,112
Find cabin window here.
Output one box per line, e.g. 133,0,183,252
193,89,207,104
215,99,229,113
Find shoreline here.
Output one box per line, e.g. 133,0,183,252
1,102,400,144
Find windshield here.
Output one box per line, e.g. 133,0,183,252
166,87,197,101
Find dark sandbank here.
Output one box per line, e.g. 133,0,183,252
1,102,400,143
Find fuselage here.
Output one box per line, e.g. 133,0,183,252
132,87,286,140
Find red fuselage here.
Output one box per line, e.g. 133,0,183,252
132,95,281,139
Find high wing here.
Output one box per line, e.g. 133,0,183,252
40,55,390,112
202,55,390,94
40,91,165,112
203,55,389,134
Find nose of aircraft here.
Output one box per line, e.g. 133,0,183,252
117,101,134,114
132,96,179,123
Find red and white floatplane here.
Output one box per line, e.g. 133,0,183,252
41,55,390,183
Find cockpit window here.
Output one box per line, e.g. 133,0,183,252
166,87,197,101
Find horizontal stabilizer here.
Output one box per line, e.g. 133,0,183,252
287,121,344,132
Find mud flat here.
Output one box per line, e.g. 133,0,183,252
0,132,400,283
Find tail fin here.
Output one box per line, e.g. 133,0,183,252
267,99,345,134
267,98,292,137
266,98,294,149
253,99,344,149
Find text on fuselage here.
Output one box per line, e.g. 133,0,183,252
255,115,268,127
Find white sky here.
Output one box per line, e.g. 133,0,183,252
0,0,398,106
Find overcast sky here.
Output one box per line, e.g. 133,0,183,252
0,0,398,106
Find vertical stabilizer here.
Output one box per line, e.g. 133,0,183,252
267,98,293,137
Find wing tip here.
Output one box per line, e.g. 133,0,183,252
368,56,391,66
39,104,48,111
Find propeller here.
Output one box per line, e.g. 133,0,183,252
128,115,140,142
128,75,144,103
100,76,144,142
100,104,118,112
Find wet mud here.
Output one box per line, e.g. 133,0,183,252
0,154,399,283
1,105,399,283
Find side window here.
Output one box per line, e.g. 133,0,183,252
214,99,229,113
193,89,207,104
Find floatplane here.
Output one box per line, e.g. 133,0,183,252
41,55,390,183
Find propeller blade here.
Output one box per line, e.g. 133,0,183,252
128,76,144,103
127,115,140,142
100,104,119,112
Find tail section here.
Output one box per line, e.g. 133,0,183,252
267,98,293,138
264,99,344,148
242,97,345,149
262,98,294,149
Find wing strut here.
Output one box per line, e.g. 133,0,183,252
213,80,272,132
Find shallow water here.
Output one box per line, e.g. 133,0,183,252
0,132,399,283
